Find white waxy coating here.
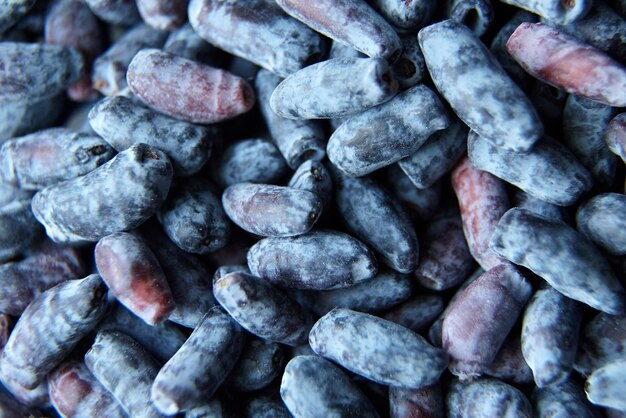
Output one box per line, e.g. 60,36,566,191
83,0,140,25
327,84,449,176
576,193,626,255
533,380,598,418
414,215,475,291
189,0,325,78
98,303,186,363
521,287,581,387
163,22,215,62
468,132,594,206
0,199,40,262
0,0,36,34
185,399,227,418
513,189,565,222
2,378,49,407
309,308,448,389
226,339,283,391
389,384,443,418
575,313,626,377
136,0,185,31
489,10,536,87
255,69,326,169
491,208,626,315
585,360,626,412
329,40,365,59
384,294,446,334
605,113,626,163
275,0,402,61
270,57,398,119
563,94,617,187
0,93,63,143
306,268,412,316
384,165,442,221
419,19,542,152
449,0,494,37
484,334,534,385
563,95,626,188
287,159,333,207
451,157,509,270
447,378,532,418
392,35,427,89
0,182,31,207
0,128,114,190
399,117,467,189
428,268,484,347
85,331,165,418
157,178,230,254
217,138,288,188
31,143,172,243
369,0,434,32
331,167,418,273
0,243,84,317
150,309,244,414
222,183,321,238
0,42,84,103
0,274,107,392
49,358,127,418
501,0,591,24
213,272,311,346
246,397,291,417
248,230,378,290
280,355,380,418
88,95,212,177
136,228,215,329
